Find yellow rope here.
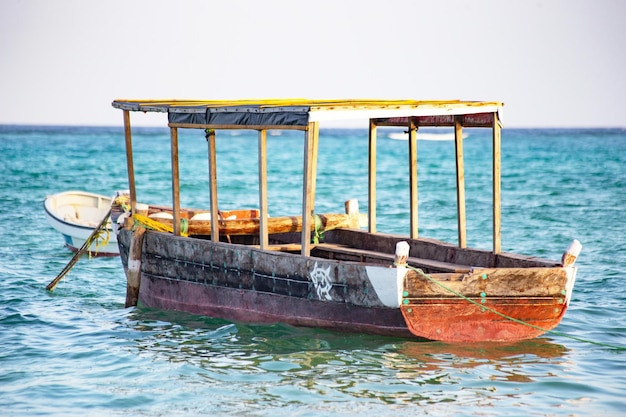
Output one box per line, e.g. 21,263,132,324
46,208,112,290
89,225,111,258
132,213,188,237
113,194,130,211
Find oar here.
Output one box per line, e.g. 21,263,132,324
46,207,112,291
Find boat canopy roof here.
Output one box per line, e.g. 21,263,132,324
112,99,503,129
112,97,505,254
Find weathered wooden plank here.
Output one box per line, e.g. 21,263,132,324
403,267,568,298
137,229,393,308
147,212,358,236
401,296,566,342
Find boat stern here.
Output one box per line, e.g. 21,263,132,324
399,240,582,343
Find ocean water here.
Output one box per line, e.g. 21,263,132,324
1,124,625,416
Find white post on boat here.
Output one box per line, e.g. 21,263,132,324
492,112,502,254
207,129,220,242
258,129,269,249
408,118,418,239
562,239,582,267
170,127,181,236
344,199,361,228
122,110,138,215
394,241,410,266
368,119,377,233
301,121,319,256
454,116,467,248
394,241,410,307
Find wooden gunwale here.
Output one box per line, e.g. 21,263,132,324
312,243,471,273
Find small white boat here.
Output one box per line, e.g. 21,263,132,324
44,190,119,256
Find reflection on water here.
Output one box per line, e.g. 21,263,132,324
124,306,571,410
395,339,568,383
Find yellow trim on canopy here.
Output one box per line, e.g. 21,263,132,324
112,98,503,110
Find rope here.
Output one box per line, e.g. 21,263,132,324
132,213,188,237
312,214,323,244
112,194,130,211
46,208,112,291
90,224,111,258
400,263,626,350
311,213,345,244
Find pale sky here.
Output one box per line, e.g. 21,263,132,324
1,0,624,128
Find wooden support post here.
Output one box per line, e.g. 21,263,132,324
207,129,219,242
454,116,467,248
310,122,319,213
258,129,269,249
344,199,361,228
492,112,502,254
123,110,137,215
125,226,146,307
170,127,181,236
408,118,418,239
368,119,377,233
301,122,319,256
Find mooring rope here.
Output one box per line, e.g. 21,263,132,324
132,213,188,237
91,225,111,256
46,208,112,291
400,263,625,350
312,214,323,244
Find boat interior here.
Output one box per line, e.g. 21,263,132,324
128,204,560,275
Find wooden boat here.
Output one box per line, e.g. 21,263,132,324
110,99,581,343
44,190,119,256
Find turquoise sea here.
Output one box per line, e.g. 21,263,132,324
1,124,625,416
